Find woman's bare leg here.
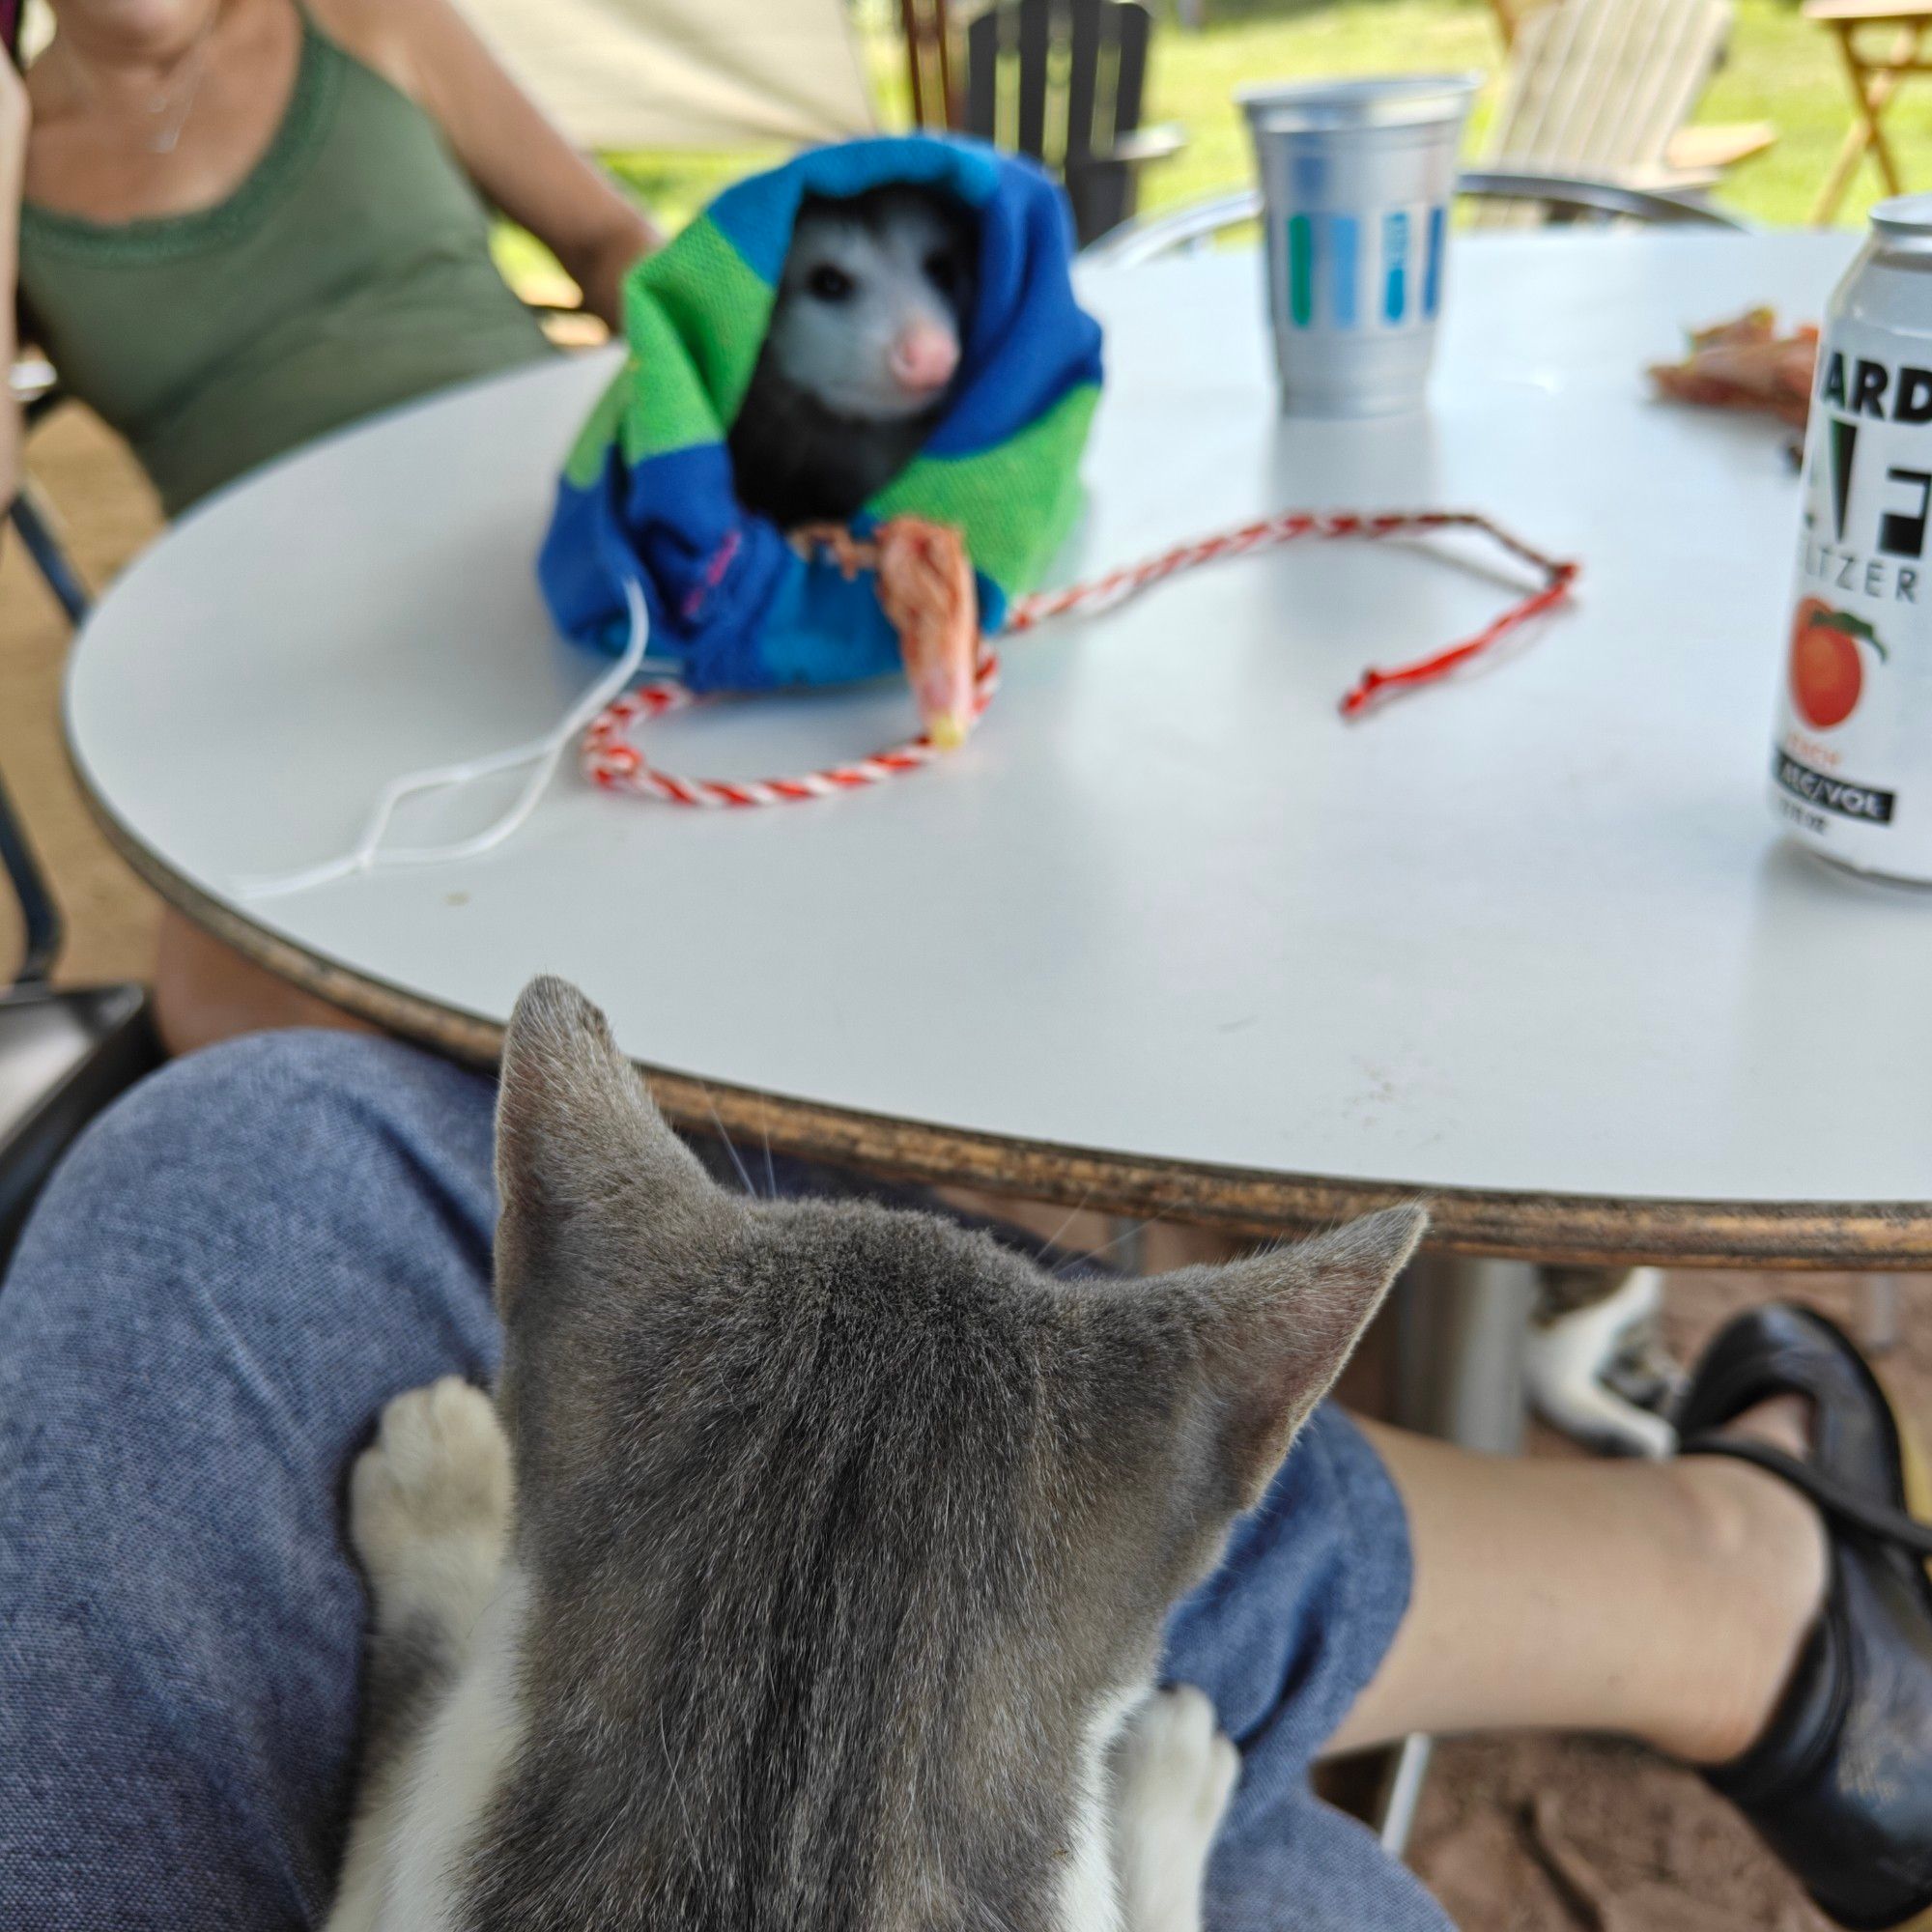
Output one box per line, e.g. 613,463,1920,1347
155,910,378,1056
1328,1401,1829,1767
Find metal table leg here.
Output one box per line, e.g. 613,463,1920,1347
1374,1252,1537,1857
1391,1251,1536,1455
1861,1273,1901,1355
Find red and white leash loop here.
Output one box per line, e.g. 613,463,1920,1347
582,654,1003,810
582,508,1578,810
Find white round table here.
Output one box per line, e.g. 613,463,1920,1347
67,227,1904,1267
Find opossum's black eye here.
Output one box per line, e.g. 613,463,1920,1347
923,251,961,298
807,265,854,302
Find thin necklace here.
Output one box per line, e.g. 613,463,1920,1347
62,6,220,156
145,27,214,155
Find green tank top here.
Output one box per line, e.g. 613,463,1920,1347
18,7,554,517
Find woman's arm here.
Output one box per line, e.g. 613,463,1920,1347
1,59,27,512
312,0,662,331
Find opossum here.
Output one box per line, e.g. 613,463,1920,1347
728,185,979,530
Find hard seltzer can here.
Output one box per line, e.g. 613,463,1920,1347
1774,192,1932,880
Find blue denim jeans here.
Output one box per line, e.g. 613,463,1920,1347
0,1031,1446,1931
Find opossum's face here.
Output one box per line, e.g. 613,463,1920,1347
765,186,978,422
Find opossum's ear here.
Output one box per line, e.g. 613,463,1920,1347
1193,1208,1427,1510
493,976,721,1321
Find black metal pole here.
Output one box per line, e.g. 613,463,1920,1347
0,764,61,990
9,489,92,628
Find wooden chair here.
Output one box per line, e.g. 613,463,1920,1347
1480,0,1776,213
1802,0,1932,225
901,0,961,130
955,0,1185,246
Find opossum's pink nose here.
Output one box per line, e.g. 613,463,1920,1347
890,321,959,394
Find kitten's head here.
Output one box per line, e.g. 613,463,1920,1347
477,976,1423,1932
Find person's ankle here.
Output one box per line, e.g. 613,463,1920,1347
1659,1396,1830,1767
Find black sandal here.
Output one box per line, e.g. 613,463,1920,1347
1676,1303,1932,1932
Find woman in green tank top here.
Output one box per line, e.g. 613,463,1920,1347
5,0,660,518
2,0,661,1051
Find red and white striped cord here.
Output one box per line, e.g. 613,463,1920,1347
582,508,1579,810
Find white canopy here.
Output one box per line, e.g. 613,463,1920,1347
460,0,879,151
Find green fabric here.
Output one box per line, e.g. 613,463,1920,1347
541,138,1104,692
17,8,553,517
868,384,1099,598
629,214,773,443
576,198,1096,607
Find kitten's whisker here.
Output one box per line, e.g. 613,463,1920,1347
1033,1183,1097,1263
1053,1214,1156,1278
700,1085,758,1199
657,1709,704,1867
758,1093,778,1203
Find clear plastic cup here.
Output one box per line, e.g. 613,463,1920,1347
1239,75,1480,415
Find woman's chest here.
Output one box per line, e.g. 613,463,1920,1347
23,0,301,226
17,32,500,448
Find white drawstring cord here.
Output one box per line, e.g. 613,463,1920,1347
236,577,650,902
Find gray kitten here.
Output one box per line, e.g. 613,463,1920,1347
326,976,1425,1932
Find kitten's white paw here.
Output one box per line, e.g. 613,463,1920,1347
1113,1685,1239,1932
350,1378,512,1626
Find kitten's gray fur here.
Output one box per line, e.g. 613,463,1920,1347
328,977,1425,1932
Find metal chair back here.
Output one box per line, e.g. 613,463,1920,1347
6,355,93,625
1080,165,1746,270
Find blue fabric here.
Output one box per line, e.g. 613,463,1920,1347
703,137,1086,465
1168,1413,1449,1930
0,1032,1440,1930
537,135,1104,692
705,138,1006,309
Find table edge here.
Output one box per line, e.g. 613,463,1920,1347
70,753,1932,1272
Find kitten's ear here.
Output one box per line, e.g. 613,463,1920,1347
494,977,717,1311
1197,1207,1427,1509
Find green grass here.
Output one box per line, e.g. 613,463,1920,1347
1107,0,1916,230
497,0,1927,283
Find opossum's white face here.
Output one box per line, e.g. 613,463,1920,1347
765,188,977,422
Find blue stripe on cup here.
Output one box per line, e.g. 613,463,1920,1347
1281,202,1445,332
1423,204,1446,318
1329,213,1359,327
1382,210,1409,325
